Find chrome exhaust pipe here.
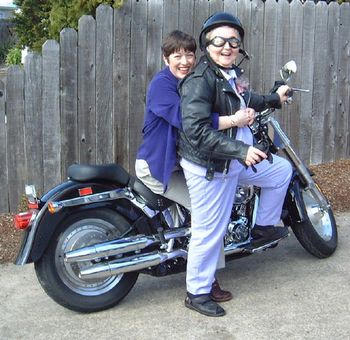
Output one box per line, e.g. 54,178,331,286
65,227,190,263
65,236,156,263
79,249,187,280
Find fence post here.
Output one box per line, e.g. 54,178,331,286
78,15,96,165
42,40,61,192
113,1,132,171
6,65,25,211
335,4,350,160
96,5,114,164
0,79,9,212
25,53,43,194
60,28,78,179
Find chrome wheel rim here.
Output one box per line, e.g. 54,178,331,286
302,189,333,242
55,218,123,296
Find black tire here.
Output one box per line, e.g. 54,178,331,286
290,186,337,259
35,209,139,312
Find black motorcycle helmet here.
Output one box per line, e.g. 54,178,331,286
199,12,245,51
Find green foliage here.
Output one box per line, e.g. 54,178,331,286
12,0,124,52
5,47,22,65
13,0,52,52
0,42,13,64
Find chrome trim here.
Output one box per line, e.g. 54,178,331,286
224,241,248,256
49,188,159,219
79,249,187,279
65,236,157,263
64,227,190,263
49,188,131,211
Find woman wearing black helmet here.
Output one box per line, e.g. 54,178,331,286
178,12,293,317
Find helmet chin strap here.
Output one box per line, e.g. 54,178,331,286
236,48,250,67
205,47,250,70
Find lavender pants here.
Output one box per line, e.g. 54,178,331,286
181,153,292,295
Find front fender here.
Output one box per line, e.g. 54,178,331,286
283,174,308,226
16,181,126,265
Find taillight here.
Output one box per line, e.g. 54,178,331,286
79,187,93,196
14,211,36,230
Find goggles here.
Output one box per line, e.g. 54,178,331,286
207,36,241,49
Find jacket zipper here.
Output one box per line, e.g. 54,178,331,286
222,87,235,175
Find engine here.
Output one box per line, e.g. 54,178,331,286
224,185,255,245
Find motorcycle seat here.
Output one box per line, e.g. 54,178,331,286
67,163,130,185
128,176,173,211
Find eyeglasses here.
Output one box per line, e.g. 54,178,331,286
207,36,241,49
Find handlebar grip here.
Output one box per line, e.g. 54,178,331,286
286,88,294,97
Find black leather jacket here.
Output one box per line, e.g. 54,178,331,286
178,54,282,179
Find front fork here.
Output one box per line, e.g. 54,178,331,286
269,118,329,212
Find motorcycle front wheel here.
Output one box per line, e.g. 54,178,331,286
290,185,337,259
35,208,139,312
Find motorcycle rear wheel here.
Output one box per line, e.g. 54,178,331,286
35,208,139,312
291,186,337,259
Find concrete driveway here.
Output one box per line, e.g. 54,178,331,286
1,212,349,340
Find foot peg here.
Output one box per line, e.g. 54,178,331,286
245,233,289,253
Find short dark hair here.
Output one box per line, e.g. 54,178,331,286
161,30,197,58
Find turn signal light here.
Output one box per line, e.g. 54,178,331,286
14,211,34,230
28,202,39,209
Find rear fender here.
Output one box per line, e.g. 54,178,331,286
16,181,140,264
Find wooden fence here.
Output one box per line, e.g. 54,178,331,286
0,0,349,212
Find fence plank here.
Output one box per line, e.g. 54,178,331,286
129,0,148,173
24,53,43,193
263,0,278,94
249,0,264,92
96,5,114,164
311,2,328,164
0,79,8,212
193,0,209,60
42,40,61,192
60,28,78,178
224,0,237,16
336,4,350,159
179,0,194,36
236,0,251,77
208,0,224,15
299,1,315,163
323,3,340,163
163,0,179,37
275,0,290,130
6,66,25,211
113,2,131,170
147,0,163,87
78,15,96,164
288,0,303,153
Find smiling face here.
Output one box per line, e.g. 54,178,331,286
164,49,196,79
206,26,241,68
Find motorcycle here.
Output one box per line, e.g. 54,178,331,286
13,61,337,313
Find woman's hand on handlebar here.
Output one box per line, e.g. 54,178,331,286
276,85,291,104
245,146,267,167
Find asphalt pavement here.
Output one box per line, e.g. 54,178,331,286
1,212,350,340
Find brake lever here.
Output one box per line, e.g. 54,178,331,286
285,87,309,104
